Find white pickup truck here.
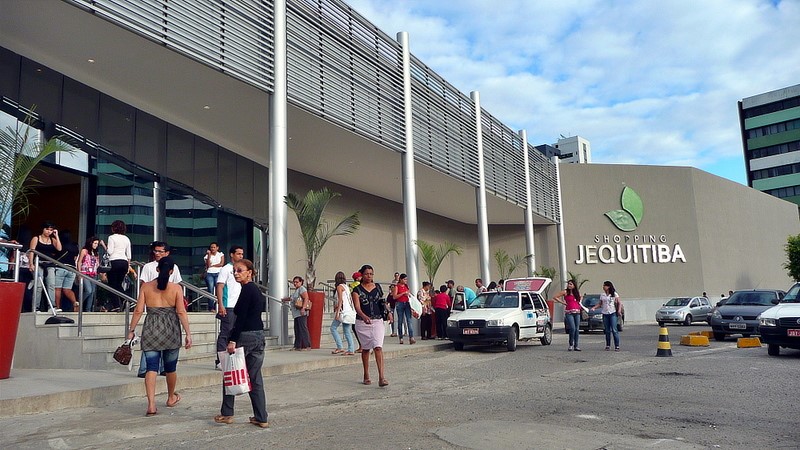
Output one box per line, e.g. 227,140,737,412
446,277,553,351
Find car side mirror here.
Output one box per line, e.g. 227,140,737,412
716,302,722,307
772,299,779,304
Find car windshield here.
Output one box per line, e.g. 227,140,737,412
665,297,691,306
725,292,775,306
469,292,519,309
781,284,800,304
582,296,599,308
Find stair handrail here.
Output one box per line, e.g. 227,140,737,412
28,248,138,337
0,240,22,282
179,279,218,309
253,281,290,346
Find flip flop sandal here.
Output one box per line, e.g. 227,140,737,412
249,417,270,428
362,379,372,385
331,349,344,354
166,393,181,407
214,415,234,424
379,379,389,387
146,409,158,417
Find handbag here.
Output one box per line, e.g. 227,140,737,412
218,347,251,396
113,341,133,365
293,298,304,309
98,253,111,273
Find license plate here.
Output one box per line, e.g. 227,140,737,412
729,323,747,330
463,328,479,335
788,329,800,337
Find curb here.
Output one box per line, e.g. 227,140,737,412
0,342,451,417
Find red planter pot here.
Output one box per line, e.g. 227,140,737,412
307,290,325,349
0,282,25,379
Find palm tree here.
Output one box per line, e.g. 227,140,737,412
285,188,360,289
567,271,589,292
493,249,530,280
534,265,557,299
0,116,73,233
416,239,462,285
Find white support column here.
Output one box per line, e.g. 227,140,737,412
269,0,288,345
553,156,567,289
520,130,536,276
471,91,491,283
397,31,420,293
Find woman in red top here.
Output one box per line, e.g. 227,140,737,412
391,273,414,344
432,285,452,340
552,279,582,351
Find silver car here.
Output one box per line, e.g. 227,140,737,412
656,296,712,326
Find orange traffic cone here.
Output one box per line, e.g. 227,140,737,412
656,326,673,357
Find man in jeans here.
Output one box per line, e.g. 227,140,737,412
215,245,245,370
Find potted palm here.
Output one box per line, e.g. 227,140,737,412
0,115,73,379
416,239,462,285
285,187,359,348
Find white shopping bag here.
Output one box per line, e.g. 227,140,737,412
218,347,251,396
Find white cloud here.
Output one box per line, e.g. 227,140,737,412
347,0,800,183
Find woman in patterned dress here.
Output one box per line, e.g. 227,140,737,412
127,257,192,416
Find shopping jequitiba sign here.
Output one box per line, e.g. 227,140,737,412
575,186,686,265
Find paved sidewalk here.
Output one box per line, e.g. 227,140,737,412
0,339,451,417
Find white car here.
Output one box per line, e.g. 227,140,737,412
655,296,712,326
446,277,552,352
758,282,800,356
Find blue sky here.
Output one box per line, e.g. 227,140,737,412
347,0,800,184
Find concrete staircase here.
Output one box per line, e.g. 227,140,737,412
13,308,349,371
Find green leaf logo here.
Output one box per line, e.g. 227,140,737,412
605,186,644,232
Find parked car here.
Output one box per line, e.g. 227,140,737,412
655,296,712,326
447,277,553,352
709,289,786,341
579,294,624,332
758,282,800,356
706,297,729,324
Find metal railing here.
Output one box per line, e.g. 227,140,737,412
254,281,290,346
28,248,138,338
0,241,22,282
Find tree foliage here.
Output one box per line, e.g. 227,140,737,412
493,249,529,280
567,271,589,292
417,239,462,285
534,266,557,299
285,188,360,289
785,234,800,282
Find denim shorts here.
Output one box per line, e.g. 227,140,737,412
53,268,76,289
143,348,179,373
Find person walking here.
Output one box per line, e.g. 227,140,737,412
215,258,269,428
592,280,622,351
203,242,225,310
352,264,390,387
285,276,311,350
387,272,400,337
330,271,355,355
77,236,104,312
54,230,79,312
127,257,192,417
552,279,582,351
214,245,244,370
106,220,131,312
392,273,415,344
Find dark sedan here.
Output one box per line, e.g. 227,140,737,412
709,289,785,341
579,294,624,333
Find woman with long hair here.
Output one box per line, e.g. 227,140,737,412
592,280,622,351
286,275,311,350
106,220,131,311
552,279,582,351
330,271,355,355
127,257,192,416
215,258,268,428
27,221,61,311
77,236,105,312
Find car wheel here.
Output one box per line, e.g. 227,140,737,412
506,326,518,352
713,332,726,341
617,317,624,332
453,342,464,351
540,324,553,346
683,315,692,326
767,344,780,356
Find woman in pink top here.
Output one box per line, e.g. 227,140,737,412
552,279,582,351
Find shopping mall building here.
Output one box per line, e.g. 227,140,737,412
1,0,797,325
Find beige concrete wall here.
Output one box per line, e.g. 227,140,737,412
558,164,799,301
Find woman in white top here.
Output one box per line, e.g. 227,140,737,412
203,242,225,310
591,280,622,351
330,271,356,355
106,219,131,311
